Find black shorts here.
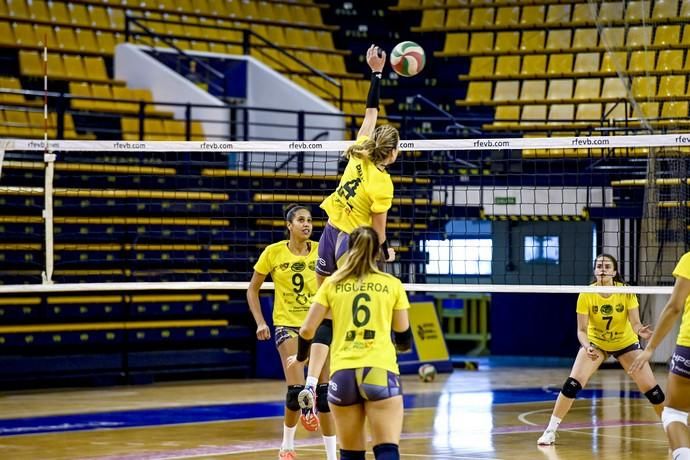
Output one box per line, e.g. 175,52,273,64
590,342,641,359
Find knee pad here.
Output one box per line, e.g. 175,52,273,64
561,377,582,399
286,384,304,412
373,443,399,460
313,319,333,346
662,406,689,431
316,383,330,413
340,449,366,460
644,384,665,405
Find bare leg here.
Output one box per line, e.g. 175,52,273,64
277,337,304,427
365,395,404,445
665,373,690,452
329,403,367,451
318,354,336,437
551,347,604,420
617,349,664,417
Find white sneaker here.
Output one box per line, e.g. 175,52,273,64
537,429,556,445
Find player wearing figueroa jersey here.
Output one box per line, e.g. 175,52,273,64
537,253,665,446
291,226,412,460
630,252,690,460
246,204,337,460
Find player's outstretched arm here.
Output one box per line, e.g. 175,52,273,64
358,44,386,139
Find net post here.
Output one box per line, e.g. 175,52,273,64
42,149,56,285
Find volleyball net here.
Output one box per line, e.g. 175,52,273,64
0,133,687,296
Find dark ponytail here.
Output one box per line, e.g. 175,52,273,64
285,203,309,223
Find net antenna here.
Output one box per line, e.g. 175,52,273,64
42,34,55,285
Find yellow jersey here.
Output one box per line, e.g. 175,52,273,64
313,272,410,375
320,136,394,234
576,285,639,351
253,240,318,327
671,252,690,347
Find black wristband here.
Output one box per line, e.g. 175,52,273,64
366,72,382,108
393,327,412,352
296,334,312,362
380,239,390,257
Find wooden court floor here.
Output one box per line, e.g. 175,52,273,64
0,367,674,459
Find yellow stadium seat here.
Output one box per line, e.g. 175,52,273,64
91,84,115,111
625,1,650,20
605,102,628,120
547,54,573,74
30,0,50,21
420,9,445,28
84,57,109,82
206,0,228,16
573,53,600,73
470,32,493,52
4,109,34,137
48,1,70,22
521,105,547,124
495,56,520,76
109,8,125,29
112,87,139,113
547,80,573,100
521,55,546,75
47,53,67,79
470,7,494,26
469,56,494,77
629,51,656,72
681,0,690,17
659,75,686,96
520,80,546,100
443,33,468,53
546,30,571,50
572,3,598,22
69,4,90,26
304,6,322,25
602,78,628,98
495,6,519,26
546,4,571,23
75,29,99,53
0,22,15,46
576,103,602,121
69,82,93,111
33,24,57,48
55,27,81,52
13,23,36,46
599,28,624,47
599,2,624,21
268,26,288,46
163,119,186,140
446,8,470,27
494,31,519,51
572,29,597,49
63,55,86,80
96,31,117,54
18,50,41,77
654,0,679,18
0,0,6,15
27,110,55,137
493,106,520,126
661,101,688,119
632,76,657,98
574,79,601,99
682,25,690,45
520,31,546,51
88,6,111,27
493,81,519,101
655,25,681,46
632,102,659,118
657,50,684,71
601,51,627,71
627,26,652,47
548,104,574,123
121,117,140,140
465,81,492,102
521,5,545,24
144,119,166,140
0,77,26,105
7,0,29,18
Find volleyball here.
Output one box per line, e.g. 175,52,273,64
390,41,426,77
418,363,437,382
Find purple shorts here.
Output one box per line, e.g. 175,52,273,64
327,367,402,406
316,222,350,276
670,344,690,380
274,326,299,348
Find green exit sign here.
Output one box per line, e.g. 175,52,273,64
495,196,517,205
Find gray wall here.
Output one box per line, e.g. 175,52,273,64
491,221,595,285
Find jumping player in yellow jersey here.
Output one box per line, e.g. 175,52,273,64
537,253,665,446
630,252,690,460
298,43,401,431
246,204,337,460
290,226,411,460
